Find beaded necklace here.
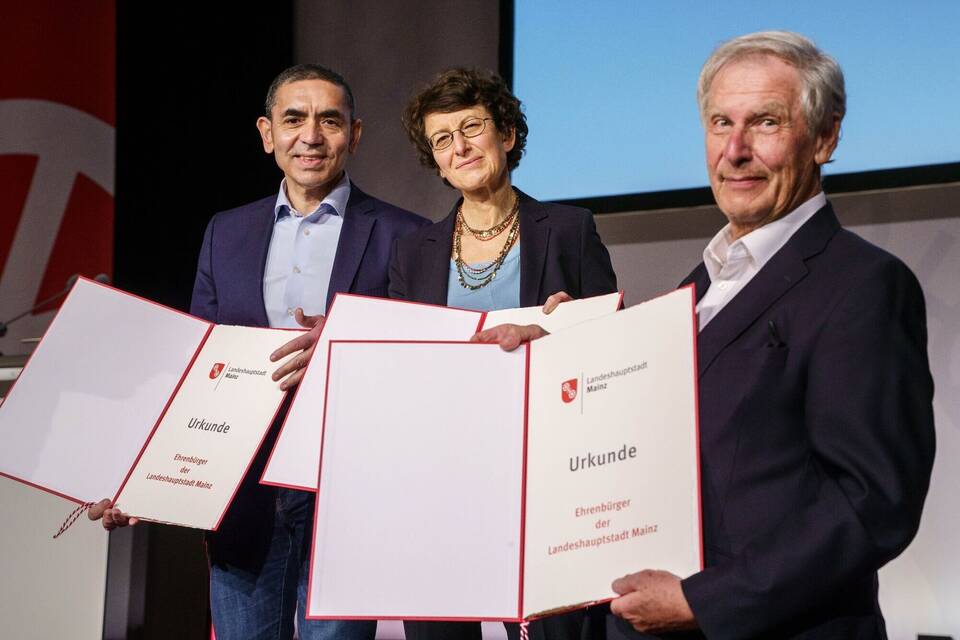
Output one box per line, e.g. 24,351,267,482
453,194,520,290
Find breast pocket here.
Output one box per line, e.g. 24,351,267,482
711,345,791,414
350,263,390,298
699,344,793,542
352,283,389,299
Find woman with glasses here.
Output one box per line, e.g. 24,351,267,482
391,67,617,640
390,66,617,316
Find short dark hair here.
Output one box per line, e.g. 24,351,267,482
264,63,356,120
403,68,528,174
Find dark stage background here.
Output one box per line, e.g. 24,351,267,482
112,5,293,638
115,3,294,313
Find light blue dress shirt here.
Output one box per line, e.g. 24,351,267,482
446,243,521,312
262,173,350,328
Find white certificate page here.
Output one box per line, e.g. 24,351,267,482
0,278,210,503
261,295,483,490
115,325,300,529
522,288,701,617
482,291,621,334
307,341,527,620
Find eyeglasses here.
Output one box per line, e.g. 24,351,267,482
427,117,494,151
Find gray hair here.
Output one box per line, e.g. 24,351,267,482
697,31,846,136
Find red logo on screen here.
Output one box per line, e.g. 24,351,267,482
0,4,116,354
209,363,225,379
561,379,578,403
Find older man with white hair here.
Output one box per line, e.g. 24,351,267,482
603,30,936,639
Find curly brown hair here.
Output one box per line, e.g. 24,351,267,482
403,68,528,175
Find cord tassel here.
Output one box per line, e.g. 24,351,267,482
53,502,94,539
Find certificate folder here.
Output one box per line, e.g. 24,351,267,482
306,287,700,621
0,277,301,530
261,291,623,491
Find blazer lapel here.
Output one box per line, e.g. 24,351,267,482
326,184,376,310
680,263,711,305
417,206,457,305
696,204,841,378
251,198,275,327
517,191,550,307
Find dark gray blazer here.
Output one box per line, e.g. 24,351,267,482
389,189,618,306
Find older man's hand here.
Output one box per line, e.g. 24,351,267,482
470,323,549,351
609,570,698,634
270,308,325,390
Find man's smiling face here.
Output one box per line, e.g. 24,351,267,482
256,78,361,204
704,55,838,238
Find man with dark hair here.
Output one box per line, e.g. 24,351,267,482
264,63,357,121
92,63,428,640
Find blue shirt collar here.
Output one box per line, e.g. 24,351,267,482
273,171,351,222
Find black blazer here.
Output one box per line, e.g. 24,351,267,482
611,204,935,640
389,189,618,306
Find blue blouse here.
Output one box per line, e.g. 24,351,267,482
447,243,521,312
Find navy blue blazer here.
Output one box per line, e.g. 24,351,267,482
610,204,935,640
388,189,618,306
192,184,428,325
190,183,428,568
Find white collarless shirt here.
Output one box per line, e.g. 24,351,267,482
262,173,351,328
696,192,826,331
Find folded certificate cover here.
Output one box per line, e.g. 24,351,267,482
0,277,301,530
306,287,700,621
261,291,623,491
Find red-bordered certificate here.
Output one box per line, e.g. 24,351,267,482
305,287,701,621
261,291,623,491
0,277,302,530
